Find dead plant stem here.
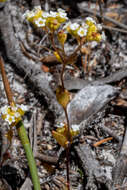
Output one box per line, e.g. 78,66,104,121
0,56,14,104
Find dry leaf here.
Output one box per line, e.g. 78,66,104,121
52,130,68,148
56,86,70,108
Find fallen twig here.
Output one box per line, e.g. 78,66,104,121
35,152,58,165
93,137,113,147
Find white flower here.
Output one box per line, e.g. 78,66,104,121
11,116,16,123
85,17,96,24
15,112,20,118
77,27,87,37
23,10,35,19
71,125,79,132
1,105,8,115
57,8,68,19
5,115,15,125
70,23,80,30
82,23,89,29
59,12,68,19
35,18,46,27
20,104,28,111
97,24,102,30
42,11,50,18
63,21,71,30
57,8,66,13
49,11,57,17
11,106,18,112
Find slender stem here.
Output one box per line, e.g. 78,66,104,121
66,145,70,190
50,33,58,52
50,32,67,62
50,33,64,62
50,33,67,89
49,33,66,89
0,57,14,104
64,108,71,190
64,108,71,142
58,40,71,189
16,121,41,190
60,64,65,90
87,43,91,73
80,40,87,74
50,32,71,189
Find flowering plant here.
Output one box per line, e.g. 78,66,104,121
23,6,106,190
1,104,27,125
23,7,105,76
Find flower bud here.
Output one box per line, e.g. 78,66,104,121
57,30,67,45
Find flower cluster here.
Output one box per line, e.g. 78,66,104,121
23,6,105,43
65,17,103,42
64,22,87,38
0,104,27,125
23,6,68,31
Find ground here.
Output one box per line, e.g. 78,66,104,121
0,0,127,190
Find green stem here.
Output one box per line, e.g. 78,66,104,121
16,121,41,190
